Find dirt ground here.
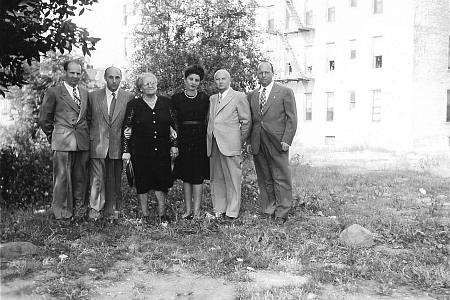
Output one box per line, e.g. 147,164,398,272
1,150,448,299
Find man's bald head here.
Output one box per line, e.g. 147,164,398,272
104,66,122,92
214,69,231,93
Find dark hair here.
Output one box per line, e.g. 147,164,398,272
258,61,274,73
184,65,205,80
63,60,82,71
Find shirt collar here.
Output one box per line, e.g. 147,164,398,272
220,87,230,99
106,87,118,97
259,80,274,95
63,81,77,94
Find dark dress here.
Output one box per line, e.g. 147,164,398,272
172,91,210,184
122,96,177,194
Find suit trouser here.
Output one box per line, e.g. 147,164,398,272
210,138,242,218
52,150,89,219
89,157,123,217
253,132,292,219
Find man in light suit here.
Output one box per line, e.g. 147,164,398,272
247,61,297,224
207,69,251,220
39,60,90,221
87,66,134,221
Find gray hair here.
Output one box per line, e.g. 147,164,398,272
135,72,157,90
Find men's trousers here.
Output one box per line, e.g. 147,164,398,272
210,138,242,218
52,150,89,219
253,131,292,219
89,157,123,218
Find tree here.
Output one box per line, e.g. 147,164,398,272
0,0,100,96
130,0,263,95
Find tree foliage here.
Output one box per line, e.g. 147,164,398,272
130,0,263,96
0,0,100,96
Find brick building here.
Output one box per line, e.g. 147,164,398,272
256,0,450,152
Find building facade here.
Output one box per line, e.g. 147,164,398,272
256,0,450,152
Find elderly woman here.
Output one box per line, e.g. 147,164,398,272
122,72,178,223
172,65,210,219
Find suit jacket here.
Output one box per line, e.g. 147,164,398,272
87,88,134,159
248,82,297,154
39,84,89,151
207,88,251,156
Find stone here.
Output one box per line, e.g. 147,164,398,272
339,224,375,247
0,242,38,259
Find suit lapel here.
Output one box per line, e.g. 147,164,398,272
77,88,88,122
98,89,108,124
60,84,80,113
262,83,280,115
251,90,261,118
215,89,234,116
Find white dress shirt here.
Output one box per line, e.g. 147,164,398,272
106,88,118,114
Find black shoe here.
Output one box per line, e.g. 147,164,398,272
274,217,287,225
160,215,170,224
259,213,274,220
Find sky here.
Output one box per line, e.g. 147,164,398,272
74,0,128,68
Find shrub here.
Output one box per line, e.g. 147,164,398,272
0,130,52,209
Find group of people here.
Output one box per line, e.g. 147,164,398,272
39,60,297,225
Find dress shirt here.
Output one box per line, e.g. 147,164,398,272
106,88,118,114
258,80,274,97
63,81,79,101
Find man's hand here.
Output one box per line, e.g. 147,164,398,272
281,142,290,152
124,127,132,139
246,144,252,154
170,127,177,140
122,153,131,161
170,147,179,158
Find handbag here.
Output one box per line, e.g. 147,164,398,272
125,160,134,187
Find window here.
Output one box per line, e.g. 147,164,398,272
305,10,313,26
305,93,312,121
327,6,335,22
350,0,357,7
349,91,356,110
325,136,335,145
326,43,335,72
349,39,356,59
123,4,127,25
287,63,293,75
374,0,383,14
326,92,334,121
372,89,382,121
447,90,450,122
448,36,450,69
123,37,128,57
372,36,383,69
305,45,313,73
268,19,275,33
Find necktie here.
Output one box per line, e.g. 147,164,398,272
260,88,267,113
109,92,117,122
72,87,81,107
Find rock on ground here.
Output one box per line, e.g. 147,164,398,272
339,224,375,247
0,242,38,259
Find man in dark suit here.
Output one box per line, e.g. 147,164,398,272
39,60,90,221
87,66,133,221
207,69,251,219
247,61,297,224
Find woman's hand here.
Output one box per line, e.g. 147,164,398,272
124,127,132,139
170,147,179,158
170,126,177,140
122,153,131,161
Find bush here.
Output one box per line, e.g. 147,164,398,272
0,130,52,209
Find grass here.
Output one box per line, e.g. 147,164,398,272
1,157,449,299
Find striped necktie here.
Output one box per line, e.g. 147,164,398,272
72,87,81,107
259,88,267,113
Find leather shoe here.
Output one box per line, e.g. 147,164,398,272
274,217,287,225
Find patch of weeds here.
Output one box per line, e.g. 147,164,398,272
36,276,90,300
236,285,309,300
1,259,42,281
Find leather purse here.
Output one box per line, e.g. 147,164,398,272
125,160,134,187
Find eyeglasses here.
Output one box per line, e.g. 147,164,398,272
142,82,157,87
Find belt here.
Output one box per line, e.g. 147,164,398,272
181,121,203,125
